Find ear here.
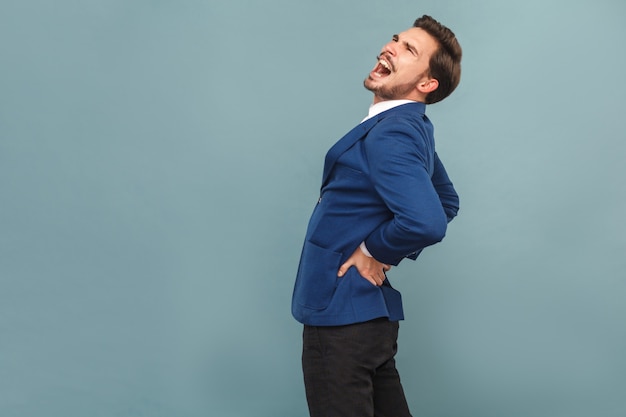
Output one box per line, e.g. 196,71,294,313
417,78,438,95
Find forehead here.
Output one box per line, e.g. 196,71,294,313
398,27,439,55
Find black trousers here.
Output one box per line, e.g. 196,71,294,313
302,318,412,417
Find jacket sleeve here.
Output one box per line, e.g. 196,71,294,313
405,152,459,260
362,118,448,266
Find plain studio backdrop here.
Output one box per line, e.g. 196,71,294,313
1,1,625,416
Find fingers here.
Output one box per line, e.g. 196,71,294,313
374,270,387,287
337,248,390,286
363,268,387,286
337,260,352,277
340,265,385,286
364,276,379,286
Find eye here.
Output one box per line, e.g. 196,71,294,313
392,34,399,42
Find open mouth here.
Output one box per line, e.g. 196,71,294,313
371,56,392,78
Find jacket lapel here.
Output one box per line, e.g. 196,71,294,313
321,116,379,187
320,102,426,188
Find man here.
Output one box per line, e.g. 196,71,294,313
291,15,462,417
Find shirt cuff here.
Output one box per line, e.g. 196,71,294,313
359,241,373,257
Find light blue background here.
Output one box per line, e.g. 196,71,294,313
2,1,625,416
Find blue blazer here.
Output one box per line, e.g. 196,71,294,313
292,102,459,326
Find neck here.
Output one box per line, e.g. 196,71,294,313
373,95,425,105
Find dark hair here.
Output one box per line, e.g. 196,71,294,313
413,15,462,104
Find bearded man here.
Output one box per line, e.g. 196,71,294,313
291,15,463,417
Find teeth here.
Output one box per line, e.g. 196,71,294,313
379,59,391,71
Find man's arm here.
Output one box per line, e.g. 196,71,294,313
341,152,459,277
361,118,449,266
337,119,459,282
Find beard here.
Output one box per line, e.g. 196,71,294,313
363,72,425,101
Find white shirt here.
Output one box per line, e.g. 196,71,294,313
361,99,416,123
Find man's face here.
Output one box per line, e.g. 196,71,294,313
364,27,439,103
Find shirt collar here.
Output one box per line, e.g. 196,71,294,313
361,99,417,123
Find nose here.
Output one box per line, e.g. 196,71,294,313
382,40,397,56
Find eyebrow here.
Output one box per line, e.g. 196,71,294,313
394,34,418,56
403,40,418,56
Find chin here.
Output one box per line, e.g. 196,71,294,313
363,78,382,93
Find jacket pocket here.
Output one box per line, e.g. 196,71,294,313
293,241,342,310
